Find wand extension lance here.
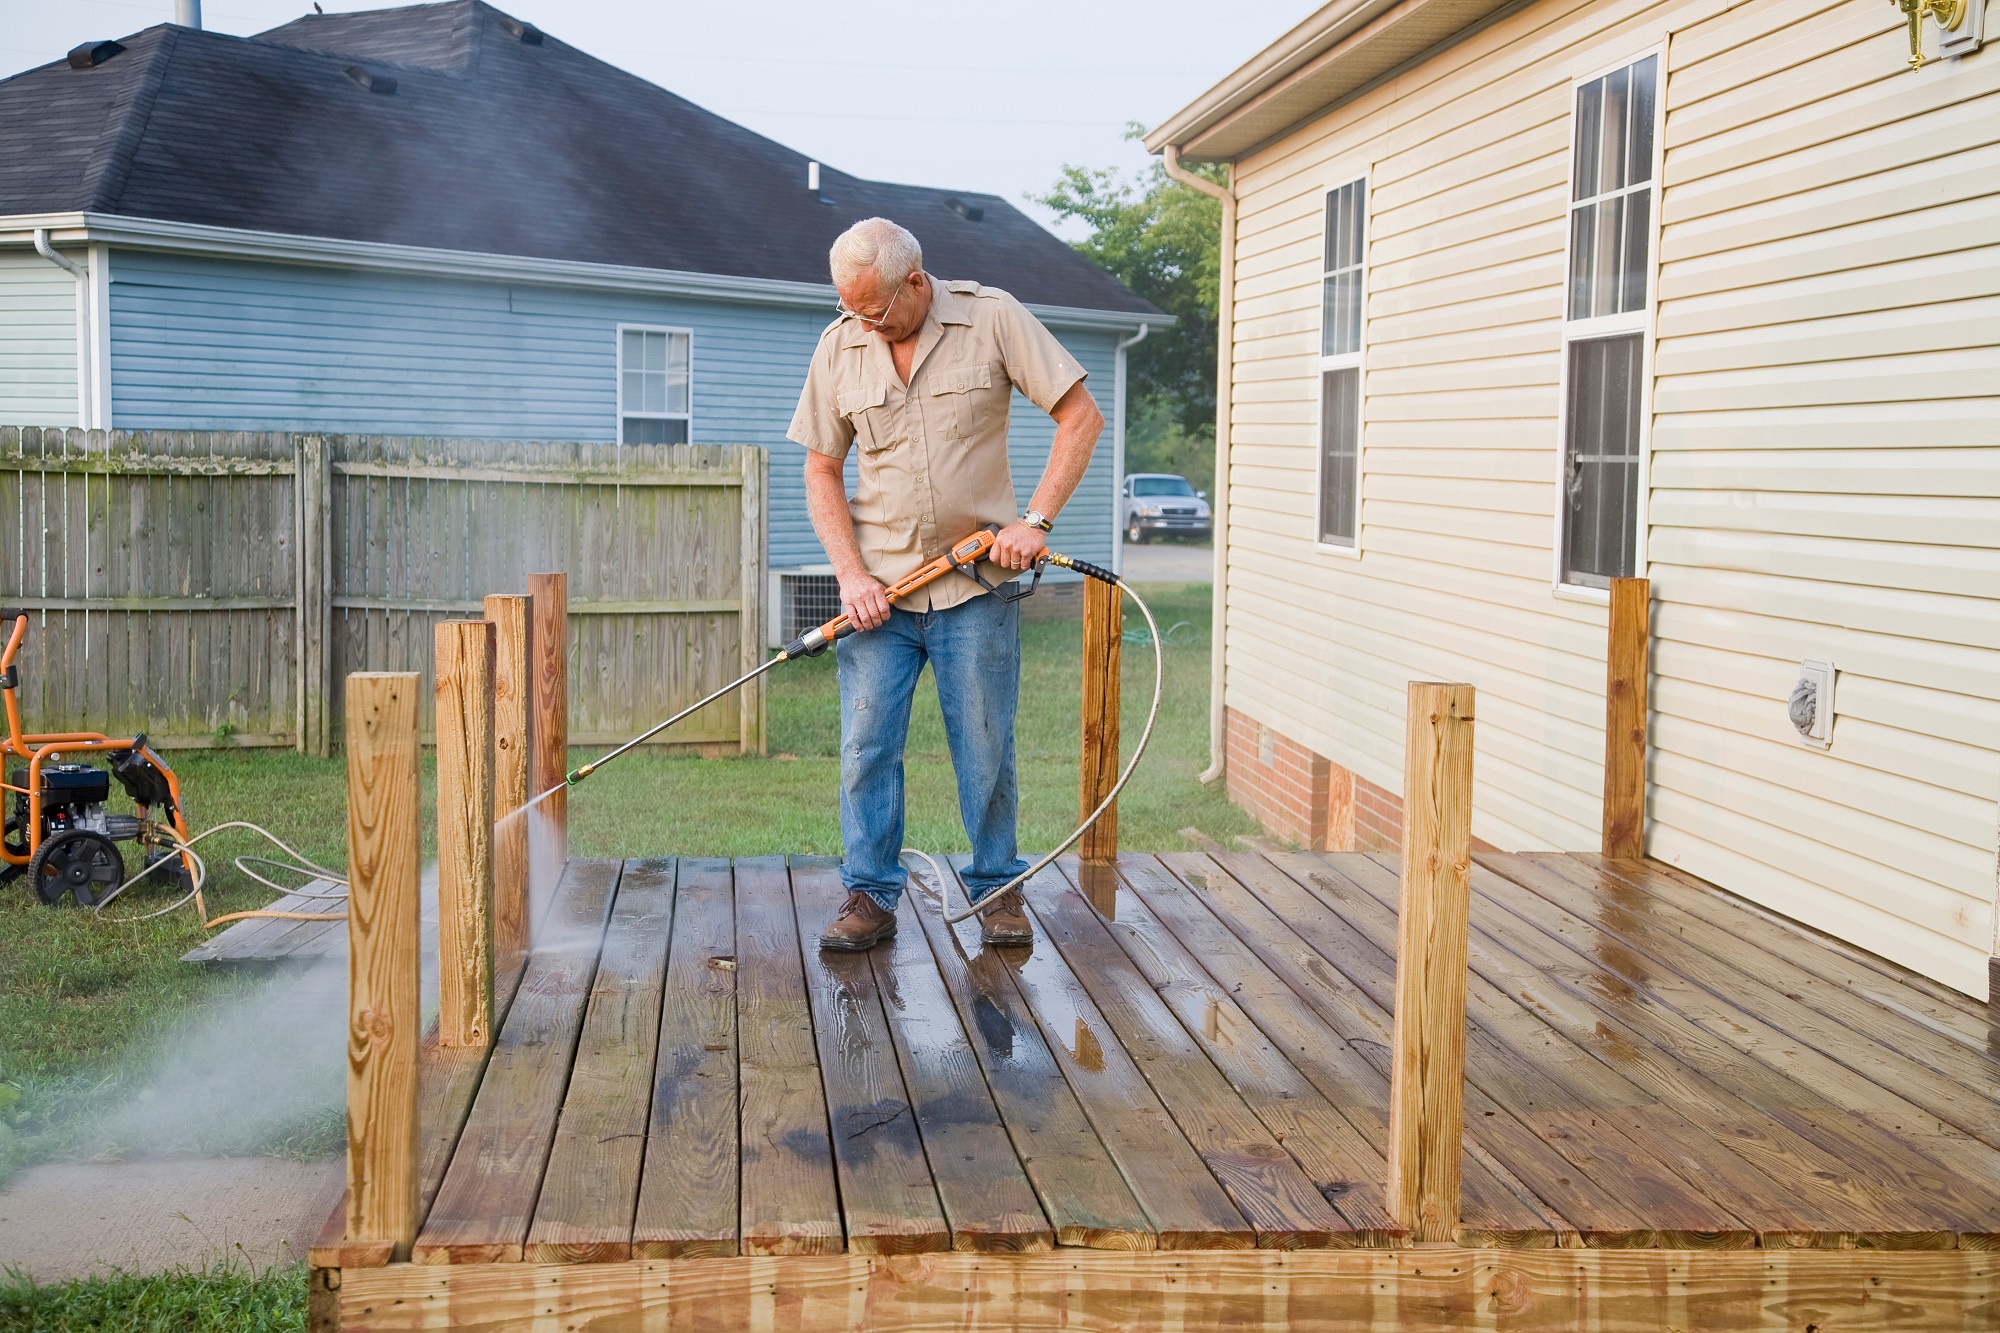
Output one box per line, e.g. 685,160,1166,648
565,527,1052,788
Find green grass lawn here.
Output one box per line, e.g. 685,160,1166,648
0,582,1252,1326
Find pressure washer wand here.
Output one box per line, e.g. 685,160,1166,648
564,526,1008,788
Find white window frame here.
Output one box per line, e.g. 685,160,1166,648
1551,47,1665,603
1314,173,1368,557
616,323,694,445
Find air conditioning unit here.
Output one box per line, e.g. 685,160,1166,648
769,568,842,648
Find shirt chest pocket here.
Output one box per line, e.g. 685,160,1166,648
925,362,996,441
837,381,896,455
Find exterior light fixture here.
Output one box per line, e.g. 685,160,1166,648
1889,0,1972,68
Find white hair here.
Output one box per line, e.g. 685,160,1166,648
829,218,923,293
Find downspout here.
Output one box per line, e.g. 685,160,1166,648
34,228,92,428
1162,145,1236,786
1111,322,1150,577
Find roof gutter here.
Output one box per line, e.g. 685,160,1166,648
0,212,1166,333
1160,147,1236,787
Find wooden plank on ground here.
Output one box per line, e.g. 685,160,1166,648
872,888,1053,1252
943,859,1252,1250
1024,859,1356,1249
903,862,1155,1251
1153,853,1558,1247
333,1248,2000,1332
413,858,621,1264
1468,852,1978,1245
181,888,337,961
789,863,950,1255
1289,853,1782,1248
525,859,676,1263
632,858,740,1258
1334,853,1953,1249
1574,855,2000,1136
733,855,842,1256
1228,851,1741,1249
1078,857,1400,1246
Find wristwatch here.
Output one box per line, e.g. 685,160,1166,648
1022,510,1053,533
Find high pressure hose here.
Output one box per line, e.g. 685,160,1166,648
905,557,1164,925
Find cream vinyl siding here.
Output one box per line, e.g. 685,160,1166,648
0,250,80,426
1222,0,1999,992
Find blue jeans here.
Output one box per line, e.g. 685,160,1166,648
836,592,1028,911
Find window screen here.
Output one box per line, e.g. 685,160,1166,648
1318,368,1360,546
620,328,691,444
1561,333,1642,586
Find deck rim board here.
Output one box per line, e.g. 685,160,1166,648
941,858,1255,1251
869,887,1056,1254
1356,854,1949,1247
1274,851,1761,1247
1291,851,1879,1245
1074,855,1402,1247
1150,851,1559,1248
1463,852,1981,1239
523,857,678,1265
631,856,741,1260
788,863,951,1256
1025,857,1369,1249
1632,854,1993,1024
732,854,843,1256
1564,854,2000,1129
411,857,623,1265
1503,853,2000,1172
902,862,1158,1253
1205,851,1690,1246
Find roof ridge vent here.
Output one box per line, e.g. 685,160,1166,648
499,16,544,44
67,40,126,70
944,196,984,222
344,64,398,94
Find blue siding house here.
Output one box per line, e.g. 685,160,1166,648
0,2,1160,625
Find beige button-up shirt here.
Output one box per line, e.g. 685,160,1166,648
787,278,1086,611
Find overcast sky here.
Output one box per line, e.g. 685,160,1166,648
2,0,1308,236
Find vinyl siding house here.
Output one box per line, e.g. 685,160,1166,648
1149,0,2000,995
0,2,1161,638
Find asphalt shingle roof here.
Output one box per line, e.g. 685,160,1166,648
0,1,1154,315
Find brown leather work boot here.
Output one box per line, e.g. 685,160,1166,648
819,891,897,951
977,890,1033,946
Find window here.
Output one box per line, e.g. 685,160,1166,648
1559,55,1657,589
1317,177,1366,548
1131,476,1196,497
618,326,691,444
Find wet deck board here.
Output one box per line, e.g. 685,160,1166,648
400,851,2000,1263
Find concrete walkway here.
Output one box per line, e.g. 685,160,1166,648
0,1156,342,1282
1121,540,1213,583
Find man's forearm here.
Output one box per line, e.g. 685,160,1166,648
1028,384,1104,523
804,458,869,577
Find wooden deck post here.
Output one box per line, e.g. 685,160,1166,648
528,572,569,875
485,593,533,965
1388,681,1475,1244
435,620,496,1049
344,671,422,1261
1602,577,1650,859
1079,578,1122,913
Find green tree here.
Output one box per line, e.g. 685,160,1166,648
1034,127,1224,483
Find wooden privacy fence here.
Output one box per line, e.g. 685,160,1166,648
0,427,766,755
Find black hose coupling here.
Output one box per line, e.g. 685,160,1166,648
1049,553,1120,585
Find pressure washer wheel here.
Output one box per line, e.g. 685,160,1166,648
28,829,124,907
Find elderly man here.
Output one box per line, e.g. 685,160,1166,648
788,217,1103,950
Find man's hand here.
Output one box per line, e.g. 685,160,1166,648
992,522,1048,572
838,567,892,633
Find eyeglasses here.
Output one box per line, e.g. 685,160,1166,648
834,280,905,331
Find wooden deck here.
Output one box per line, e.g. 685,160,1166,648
314,848,2000,1327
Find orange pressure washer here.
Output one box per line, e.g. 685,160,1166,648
0,609,199,907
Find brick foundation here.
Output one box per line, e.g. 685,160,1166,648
1223,707,1420,853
